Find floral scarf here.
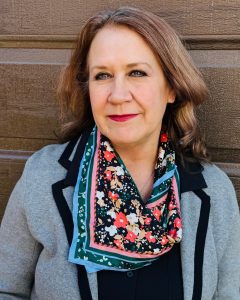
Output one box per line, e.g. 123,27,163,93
68,126,182,273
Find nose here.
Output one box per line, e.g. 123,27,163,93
108,76,132,104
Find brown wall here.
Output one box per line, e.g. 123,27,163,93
0,0,240,221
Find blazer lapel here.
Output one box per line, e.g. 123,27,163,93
177,159,210,300
52,128,94,300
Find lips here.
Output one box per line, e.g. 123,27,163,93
108,114,138,122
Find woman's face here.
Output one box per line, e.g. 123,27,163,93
88,25,175,148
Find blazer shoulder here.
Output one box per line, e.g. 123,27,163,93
22,141,72,184
202,162,238,212
202,163,235,193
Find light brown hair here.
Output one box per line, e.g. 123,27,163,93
57,6,210,162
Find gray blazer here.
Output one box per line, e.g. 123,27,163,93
0,137,239,300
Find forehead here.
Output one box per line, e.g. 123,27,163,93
87,25,158,66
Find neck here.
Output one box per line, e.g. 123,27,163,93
112,137,159,173
110,133,161,202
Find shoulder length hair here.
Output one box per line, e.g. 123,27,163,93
57,6,210,162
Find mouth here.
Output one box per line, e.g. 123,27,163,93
108,114,139,122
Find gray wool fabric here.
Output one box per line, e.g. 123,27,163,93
0,141,239,300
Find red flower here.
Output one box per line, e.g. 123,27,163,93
145,231,156,243
114,212,128,228
161,236,168,245
108,191,119,201
169,229,177,238
160,133,168,143
153,208,161,221
126,231,138,242
144,217,152,225
114,239,123,250
104,170,112,181
174,218,182,229
103,150,115,162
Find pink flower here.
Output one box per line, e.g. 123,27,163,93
145,231,156,243
104,150,115,162
104,170,112,181
114,212,128,228
174,218,182,229
126,231,138,242
161,236,168,245
145,217,152,225
153,208,161,221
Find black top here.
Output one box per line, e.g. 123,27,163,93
98,243,183,300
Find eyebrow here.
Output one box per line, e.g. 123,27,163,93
90,62,152,72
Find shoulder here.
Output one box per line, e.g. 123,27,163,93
202,163,236,199
23,141,71,184
27,142,68,167
202,162,239,228
201,164,240,271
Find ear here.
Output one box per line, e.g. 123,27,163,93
167,89,176,104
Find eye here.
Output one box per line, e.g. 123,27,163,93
129,70,147,77
94,72,111,80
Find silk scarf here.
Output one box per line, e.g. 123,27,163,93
69,126,182,272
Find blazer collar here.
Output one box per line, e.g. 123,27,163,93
58,131,207,192
176,155,207,193
58,128,92,187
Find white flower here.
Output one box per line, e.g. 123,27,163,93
126,213,138,225
79,192,86,198
162,158,167,167
107,211,116,219
115,166,124,176
105,225,117,237
159,149,165,160
96,191,104,200
177,228,182,238
104,141,114,152
154,248,160,254
162,154,173,167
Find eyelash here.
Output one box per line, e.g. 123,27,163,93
130,70,147,77
94,70,147,80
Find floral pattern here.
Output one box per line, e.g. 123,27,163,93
69,126,182,272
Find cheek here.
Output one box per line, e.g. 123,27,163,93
145,83,169,110
137,87,164,109
89,84,109,107
89,84,97,105
89,86,103,113
143,94,168,121
134,80,163,100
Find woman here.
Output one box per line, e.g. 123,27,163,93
0,6,239,300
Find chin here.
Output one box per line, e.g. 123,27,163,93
107,131,144,147
97,123,145,145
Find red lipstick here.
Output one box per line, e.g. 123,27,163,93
108,114,138,122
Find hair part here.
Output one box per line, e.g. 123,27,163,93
57,6,210,162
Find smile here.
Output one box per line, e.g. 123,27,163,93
108,114,139,122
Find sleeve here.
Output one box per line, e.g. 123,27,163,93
214,178,240,299
0,164,42,299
